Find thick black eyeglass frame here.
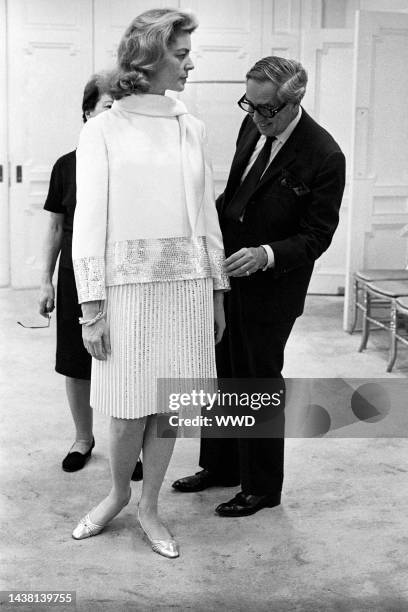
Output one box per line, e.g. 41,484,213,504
237,94,287,119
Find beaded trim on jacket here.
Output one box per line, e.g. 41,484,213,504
74,236,227,302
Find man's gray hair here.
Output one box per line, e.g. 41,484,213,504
246,56,307,104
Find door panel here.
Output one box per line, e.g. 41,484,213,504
0,0,9,286
7,0,93,288
344,10,408,329
300,27,354,294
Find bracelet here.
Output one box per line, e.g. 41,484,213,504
78,311,105,327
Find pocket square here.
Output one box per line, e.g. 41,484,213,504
280,169,310,196
293,184,310,196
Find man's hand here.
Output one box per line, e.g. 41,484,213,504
82,319,111,361
224,247,267,277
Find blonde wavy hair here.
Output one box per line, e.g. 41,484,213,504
110,8,198,99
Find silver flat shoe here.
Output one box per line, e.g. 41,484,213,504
72,489,132,540
72,513,105,540
137,508,179,559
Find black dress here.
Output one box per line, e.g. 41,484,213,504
43,151,91,380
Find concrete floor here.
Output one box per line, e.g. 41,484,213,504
1,288,408,612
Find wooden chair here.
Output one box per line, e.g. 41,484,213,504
388,297,408,372
358,280,408,370
350,269,408,334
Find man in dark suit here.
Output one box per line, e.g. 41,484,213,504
172,56,346,516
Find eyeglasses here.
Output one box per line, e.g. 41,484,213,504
237,95,287,119
17,314,51,329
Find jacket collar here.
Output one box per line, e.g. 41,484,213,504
112,93,188,117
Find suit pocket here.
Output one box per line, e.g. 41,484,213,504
279,169,311,196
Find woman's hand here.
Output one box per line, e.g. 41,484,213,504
82,318,111,361
38,282,55,317
39,212,63,316
213,291,226,345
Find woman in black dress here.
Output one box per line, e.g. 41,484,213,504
38,74,143,478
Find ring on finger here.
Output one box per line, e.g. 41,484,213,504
246,270,250,276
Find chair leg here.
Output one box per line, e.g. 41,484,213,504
387,304,398,372
358,289,370,352
349,277,359,334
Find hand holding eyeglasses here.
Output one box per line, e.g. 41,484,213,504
17,281,54,328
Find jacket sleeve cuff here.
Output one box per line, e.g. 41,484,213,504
73,257,106,303
208,248,230,291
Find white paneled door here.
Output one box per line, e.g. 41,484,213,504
301,26,354,295
0,0,9,286
344,10,408,329
7,0,93,288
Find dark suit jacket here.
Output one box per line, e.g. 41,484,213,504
217,109,346,318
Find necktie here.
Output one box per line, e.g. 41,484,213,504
226,136,275,222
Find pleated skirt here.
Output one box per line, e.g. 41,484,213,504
90,278,216,419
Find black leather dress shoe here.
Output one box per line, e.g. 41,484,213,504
215,491,281,517
62,437,95,472
131,459,143,481
172,469,239,492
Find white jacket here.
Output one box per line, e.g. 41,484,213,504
72,93,229,302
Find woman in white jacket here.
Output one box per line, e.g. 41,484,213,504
71,8,229,558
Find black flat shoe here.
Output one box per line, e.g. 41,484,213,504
172,469,239,493
131,459,143,481
215,491,281,517
62,437,95,473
